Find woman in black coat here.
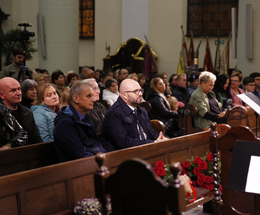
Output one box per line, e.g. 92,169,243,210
146,77,180,137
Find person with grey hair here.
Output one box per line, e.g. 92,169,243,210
102,78,119,106
53,81,106,162
189,71,226,130
20,79,38,108
82,78,107,133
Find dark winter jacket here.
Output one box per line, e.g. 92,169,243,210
0,104,28,147
146,88,178,124
0,99,42,145
101,96,159,152
53,103,106,162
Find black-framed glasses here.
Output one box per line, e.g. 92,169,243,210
124,89,144,95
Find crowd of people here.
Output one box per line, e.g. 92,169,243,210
0,48,258,162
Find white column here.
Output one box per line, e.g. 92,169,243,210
39,0,79,74
122,0,149,42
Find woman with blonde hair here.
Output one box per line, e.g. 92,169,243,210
31,83,59,142
146,77,180,137
33,73,46,86
158,71,171,97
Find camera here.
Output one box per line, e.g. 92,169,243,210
18,23,35,45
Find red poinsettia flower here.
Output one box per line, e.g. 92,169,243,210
194,156,202,165
193,167,201,175
155,161,165,168
207,152,213,162
198,160,208,170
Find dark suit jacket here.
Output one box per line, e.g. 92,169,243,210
101,97,159,152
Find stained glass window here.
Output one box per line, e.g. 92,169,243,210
187,0,238,37
79,0,94,38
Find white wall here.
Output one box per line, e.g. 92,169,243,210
1,0,39,70
237,0,260,76
1,0,239,75
94,0,122,70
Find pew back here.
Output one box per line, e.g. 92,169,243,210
210,124,260,215
0,130,211,215
0,141,57,177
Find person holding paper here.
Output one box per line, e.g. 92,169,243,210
190,71,227,130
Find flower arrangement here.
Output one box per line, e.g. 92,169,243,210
180,152,222,192
153,161,196,203
74,197,112,215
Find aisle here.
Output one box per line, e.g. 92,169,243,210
185,205,212,215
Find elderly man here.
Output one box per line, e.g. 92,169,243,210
172,73,189,105
117,68,129,90
83,78,107,133
53,81,106,162
0,77,42,148
101,79,167,152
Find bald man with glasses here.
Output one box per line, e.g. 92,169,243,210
101,79,167,152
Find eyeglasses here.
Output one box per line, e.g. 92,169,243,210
92,87,100,91
231,80,239,83
124,89,144,95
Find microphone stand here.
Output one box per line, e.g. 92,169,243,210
179,58,199,135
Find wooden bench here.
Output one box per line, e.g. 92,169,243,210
0,141,58,177
210,123,260,214
0,129,215,215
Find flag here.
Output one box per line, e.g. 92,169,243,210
177,51,184,74
143,45,157,78
203,37,213,72
195,37,203,67
189,32,195,65
181,27,191,69
219,38,230,75
214,35,221,75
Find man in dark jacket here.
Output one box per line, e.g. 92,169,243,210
0,77,42,149
53,81,106,162
101,79,168,152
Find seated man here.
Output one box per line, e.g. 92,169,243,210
101,79,168,152
54,81,106,162
172,73,190,105
0,77,42,147
0,103,28,150
83,78,107,133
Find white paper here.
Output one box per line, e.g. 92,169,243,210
237,94,260,115
245,156,260,194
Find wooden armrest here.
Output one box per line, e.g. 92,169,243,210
225,105,248,121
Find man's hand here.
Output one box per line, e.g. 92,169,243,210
155,132,169,142
0,144,11,150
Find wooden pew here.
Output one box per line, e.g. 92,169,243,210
0,141,58,177
210,123,260,214
0,129,214,215
0,118,164,177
